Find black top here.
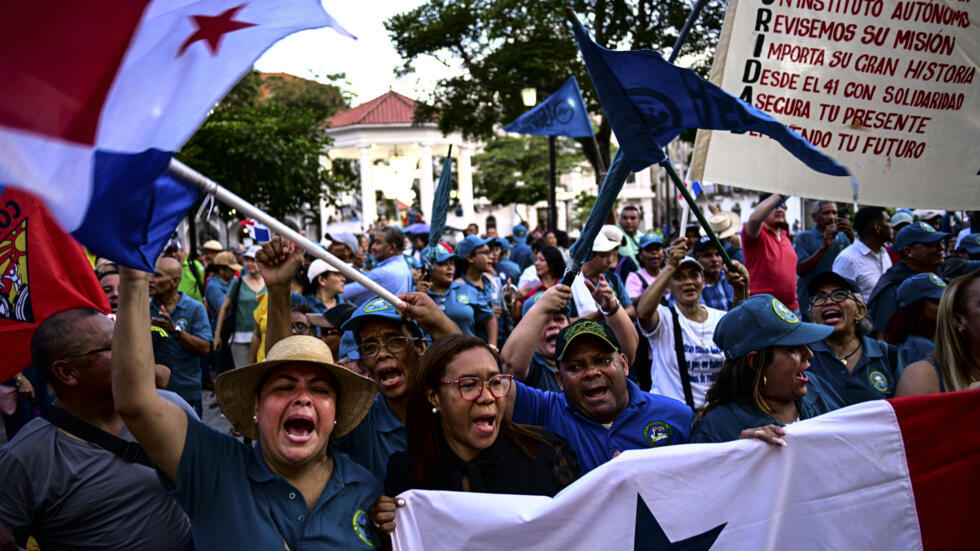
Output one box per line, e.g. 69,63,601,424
385,427,580,497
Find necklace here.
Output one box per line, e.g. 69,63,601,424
831,340,862,365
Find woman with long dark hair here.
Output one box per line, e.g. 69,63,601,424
691,294,837,444
370,335,580,534
511,246,566,321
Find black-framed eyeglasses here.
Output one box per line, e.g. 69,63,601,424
291,322,311,334
60,345,112,361
357,337,417,359
810,289,854,307
472,248,491,256
439,374,513,401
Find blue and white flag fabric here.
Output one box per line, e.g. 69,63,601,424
567,18,851,178
504,76,594,138
0,0,353,270
392,392,980,550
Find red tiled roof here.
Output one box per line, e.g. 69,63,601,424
327,90,421,128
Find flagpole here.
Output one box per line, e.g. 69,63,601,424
660,159,735,271
589,134,606,175
667,0,710,64
166,158,405,307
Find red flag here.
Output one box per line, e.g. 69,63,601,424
0,187,110,382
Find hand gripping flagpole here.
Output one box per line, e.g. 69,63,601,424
167,158,404,307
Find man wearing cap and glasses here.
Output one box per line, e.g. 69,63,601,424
868,221,949,338
0,308,195,550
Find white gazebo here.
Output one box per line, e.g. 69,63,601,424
321,91,478,233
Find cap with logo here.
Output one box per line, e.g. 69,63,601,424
897,273,947,308
554,319,622,362
456,235,493,259
692,236,722,258
955,233,980,255
893,221,950,251
513,224,528,242
340,296,424,343
638,232,664,249
713,294,833,359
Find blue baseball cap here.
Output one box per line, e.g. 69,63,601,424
513,224,528,242
638,232,664,249
956,233,980,255
340,296,424,344
714,294,833,359
339,331,360,360
456,235,492,259
492,237,511,252
806,271,860,297
898,273,947,308
894,221,950,251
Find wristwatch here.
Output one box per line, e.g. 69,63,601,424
599,299,621,317
172,325,183,338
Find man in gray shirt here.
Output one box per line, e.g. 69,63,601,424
0,308,194,551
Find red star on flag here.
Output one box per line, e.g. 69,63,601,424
177,4,256,57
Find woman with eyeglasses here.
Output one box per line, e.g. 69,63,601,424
803,271,899,407
691,294,837,444
416,251,495,340
371,334,580,536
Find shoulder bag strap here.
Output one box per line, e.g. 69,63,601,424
669,306,696,410
43,407,153,467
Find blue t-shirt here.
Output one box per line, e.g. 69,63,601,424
511,243,533,271
204,277,230,330
512,380,693,472
162,414,381,550
428,281,493,338
341,256,414,306
151,292,212,402
332,395,406,483
794,228,850,313
690,378,834,443
496,259,521,283
898,334,934,370
807,337,898,408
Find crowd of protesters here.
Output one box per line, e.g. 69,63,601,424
1,197,978,550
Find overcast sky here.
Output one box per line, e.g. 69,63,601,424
255,1,461,105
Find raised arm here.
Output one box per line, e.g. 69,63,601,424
113,268,188,483
585,275,638,365
396,292,462,341
501,284,572,380
745,193,783,238
636,238,688,333
256,236,304,355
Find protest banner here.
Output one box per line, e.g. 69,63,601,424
393,390,979,550
690,0,979,208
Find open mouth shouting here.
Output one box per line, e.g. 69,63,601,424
472,413,497,435
818,305,844,326
282,413,316,444
375,366,406,390
583,385,609,403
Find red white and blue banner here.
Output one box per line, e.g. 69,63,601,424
0,0,352,270
393,391,978,550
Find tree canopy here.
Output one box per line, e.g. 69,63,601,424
473,135,581,206
386,0,725,173
176,71,356,220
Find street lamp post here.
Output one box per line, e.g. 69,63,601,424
521,85,558,232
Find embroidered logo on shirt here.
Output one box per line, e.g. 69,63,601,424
869,370,889,392
363,298,391,313
771,298,799,324
352,509,377,547
456,294,471,305
176,317,189,330
643,421,673,447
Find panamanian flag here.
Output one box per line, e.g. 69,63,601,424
0,0,352,270
393,391,978,549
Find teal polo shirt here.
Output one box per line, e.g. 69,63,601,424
807,336,898,407
524,352,561,393
898,334,934,370
428,281,493,338
151,292,212,403
512,379,693,472
162,414,381,549
332,395,406,482
690,380,833,443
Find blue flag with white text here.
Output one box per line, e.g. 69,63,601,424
567,19,850,178
504,76,594,138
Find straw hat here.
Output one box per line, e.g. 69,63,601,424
201,239,224,252
213,251,243,271
215,335,377,440
700,212,741,239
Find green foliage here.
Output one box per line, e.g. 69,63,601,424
473,135,581,205
176,71,356,220
386,0,725,172
570,191,598,229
